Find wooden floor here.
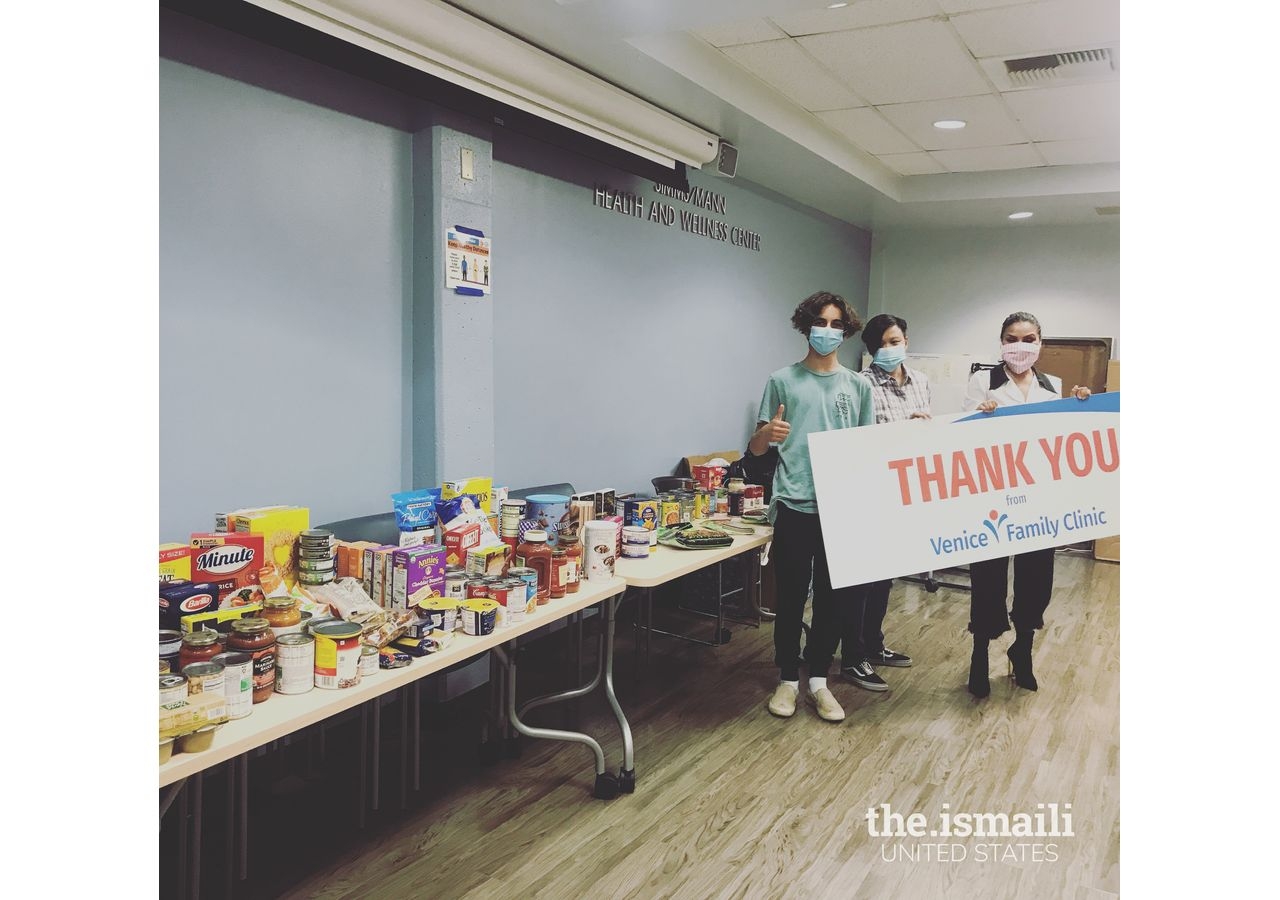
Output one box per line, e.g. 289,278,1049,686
257,554,1118,900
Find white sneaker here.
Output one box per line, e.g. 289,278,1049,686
806,686,846,722
768,682,799,718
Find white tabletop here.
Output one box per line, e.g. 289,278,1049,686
159,575,627,787
614,528,772,588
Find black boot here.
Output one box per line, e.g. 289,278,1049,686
1007,629,1038,691
968,638,990,698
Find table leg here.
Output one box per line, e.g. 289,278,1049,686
412,680,421,792
177,781,188,900
371,696,382,812
493,640,619,800
357,703,368,830
400,688,409,810
602,595,636,793
238,755,248,881
224,761,234,900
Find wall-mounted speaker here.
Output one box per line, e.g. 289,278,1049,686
714,139,738,178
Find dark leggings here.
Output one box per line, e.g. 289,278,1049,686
771,503,852,680
968,548,1055,640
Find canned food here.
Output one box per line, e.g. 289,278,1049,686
313,621,362,689
445,567,467,601
507,567,538,610
160,659,170,675
182,661,225,697
160,629,183,668
660,497,681,527
211,651,254,719
358,644,379,678
298,570,335,586
159,674,187,705
305,615,341,635
297,556,337,572
276,633,316,695
460,599,498,636
418,598,458,633
465,580,490,600
502,579,528,623
622,526,650,559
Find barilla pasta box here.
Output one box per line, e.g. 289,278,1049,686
465,543,510,579
443,522,482,568
391,544,447,612
441,476,494,514
234,506,310,588
160,580,221,630
160,544,192,583
189,533,266,608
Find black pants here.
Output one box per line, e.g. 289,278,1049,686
840,578,891,663
771,503,851,680
968,548,1054,641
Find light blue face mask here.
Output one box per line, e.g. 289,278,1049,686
873,346,907,371
808,325,844,356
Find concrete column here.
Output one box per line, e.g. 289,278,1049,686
412,121,494,487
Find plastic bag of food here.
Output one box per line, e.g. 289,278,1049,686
393,488,442,532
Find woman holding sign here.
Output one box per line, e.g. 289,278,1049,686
962,312,1091,698
749,291,875,723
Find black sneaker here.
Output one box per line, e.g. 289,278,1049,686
842,659,889,692
870,648,913,668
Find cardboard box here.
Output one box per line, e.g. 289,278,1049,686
444,522,482,568
1093,535,1120,563
465,543,510,579
678,451,743,478
391,544,447,612
234,506,310,588
441,476,494,514
180,602,265,634
190,533,266,607
160,580,221,629
160,544,192,583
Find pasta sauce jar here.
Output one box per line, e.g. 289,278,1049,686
262,596,302,634
178,630,223,670
515,530,553,603
227,617,277,703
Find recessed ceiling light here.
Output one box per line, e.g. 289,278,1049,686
827,3,849,8
1008,211,1034,220
933,119,966,130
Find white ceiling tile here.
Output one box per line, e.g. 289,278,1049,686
878,152,947,175
798,19,991,105
721,40,867,111
771,0,941,37
1002,82,1119,141
951,0,1120,59
693,18,788,48
879,95,1028,149
816,107,919,155
931,143,1043,171
1035,136,1119,165
937,0,1037,12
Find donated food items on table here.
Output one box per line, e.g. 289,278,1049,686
158,470,767,763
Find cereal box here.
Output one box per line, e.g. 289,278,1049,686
362,544,396,599
441,476,494,514
189,533,266,608
160,544,192,583
234,506,310,588
390,544,447,612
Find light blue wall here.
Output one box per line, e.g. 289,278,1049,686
159,59,412,540
491,134,871,494
868,223,1121,360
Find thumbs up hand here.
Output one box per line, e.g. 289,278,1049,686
762,403,791,443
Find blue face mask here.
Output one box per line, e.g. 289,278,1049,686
873,346,907,371
808,325,844,356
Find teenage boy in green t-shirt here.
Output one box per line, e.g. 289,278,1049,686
748,291,874,723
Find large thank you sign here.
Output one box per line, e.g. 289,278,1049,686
809,394,1120,588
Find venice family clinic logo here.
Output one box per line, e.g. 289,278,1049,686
983,509,1008,543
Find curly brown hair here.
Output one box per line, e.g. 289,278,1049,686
790,291,862,338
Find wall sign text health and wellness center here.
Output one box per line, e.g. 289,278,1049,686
809,394,1120,589
591,183,762,252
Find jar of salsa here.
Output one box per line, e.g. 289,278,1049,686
515,530,553,602
178,630,223,670
262,596,302,632
562,538,582,594
550,548,568,600
227,617,277,703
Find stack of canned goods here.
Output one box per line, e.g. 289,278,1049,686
296,528,336,586
498,498,525,557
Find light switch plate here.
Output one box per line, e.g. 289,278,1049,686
460,147,475,181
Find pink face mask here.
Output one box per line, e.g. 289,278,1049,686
1001,341,1040,374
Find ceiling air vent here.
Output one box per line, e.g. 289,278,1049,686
1004,48,1115,86
983,46,1117,90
